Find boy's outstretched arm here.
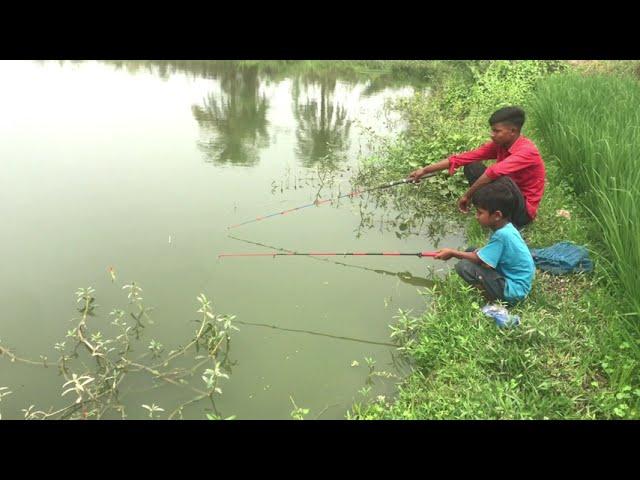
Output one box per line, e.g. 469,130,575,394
434,248,492,268
407,159,450,182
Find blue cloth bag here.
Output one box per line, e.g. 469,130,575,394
529,242,593,275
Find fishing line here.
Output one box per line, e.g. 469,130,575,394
227,174,436,229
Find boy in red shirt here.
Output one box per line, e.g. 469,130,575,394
408,106,546,229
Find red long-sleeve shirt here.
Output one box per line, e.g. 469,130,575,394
448,136,546,219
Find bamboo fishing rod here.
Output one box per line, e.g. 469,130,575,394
227,173,437,230
218,251,439,259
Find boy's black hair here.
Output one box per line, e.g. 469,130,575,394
489,106,525,130
472,182,514,220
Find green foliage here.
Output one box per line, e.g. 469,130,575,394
350,60,640,420
205,413,237,420
0,387,12,420
289,396,310,420
356,61,568,212
351,270,640,419
353,61,569,247
1,284,239,420
141,403,165,419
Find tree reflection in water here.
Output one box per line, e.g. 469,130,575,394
292,71,352,169
191,64,270,166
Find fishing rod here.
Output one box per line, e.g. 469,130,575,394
218,251,439,259
227,234,435,287
227,173,436,230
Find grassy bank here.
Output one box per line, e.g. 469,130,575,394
350,61,640,419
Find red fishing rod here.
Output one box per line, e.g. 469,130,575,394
227,173,436,230
218,251,439,259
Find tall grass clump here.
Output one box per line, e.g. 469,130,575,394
529,73,640,318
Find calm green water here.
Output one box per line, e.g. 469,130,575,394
0,60,462,419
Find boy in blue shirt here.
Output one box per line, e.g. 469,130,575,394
434,182,535,303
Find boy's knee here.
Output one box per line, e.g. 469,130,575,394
463,162,486,184
455,259,477,283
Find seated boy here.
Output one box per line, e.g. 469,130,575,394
433,181,535,304
408,106,546,230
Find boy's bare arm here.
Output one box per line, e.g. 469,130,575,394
408,159,450,182
434,248,493,269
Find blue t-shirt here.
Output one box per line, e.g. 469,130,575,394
476,223,535,302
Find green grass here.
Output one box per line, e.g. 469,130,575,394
568,60,640,79
350,163,640,419
349,61,640,419
362,286,637,419
351,277,631,419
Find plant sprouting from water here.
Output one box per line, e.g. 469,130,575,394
0,281,239,420
141,403,165,419
202,361,229,396
148,339,164,358
289,396,310,420
0,387,11,420
61,374,96,405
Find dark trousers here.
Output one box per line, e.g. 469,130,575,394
463,162,532,229
455,247,506,302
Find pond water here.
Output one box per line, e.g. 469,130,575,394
0,60,463,419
